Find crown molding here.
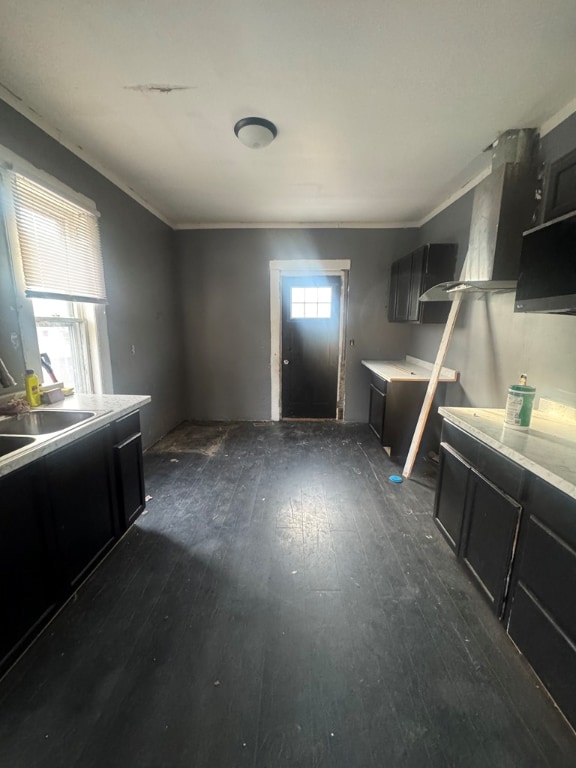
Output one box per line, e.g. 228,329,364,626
3,83,575,233
0,83,173,228
540,96,576,137
173,220,419,230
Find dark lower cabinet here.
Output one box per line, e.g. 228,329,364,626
45,426,117,589
435,419,576,731
113,411,146,530
368,382,386,441
434,444,470,552
434,440,521,618
1,409,146,678
0,464,61,670
367,373,440,459
507,477,576,730
461,470,521,618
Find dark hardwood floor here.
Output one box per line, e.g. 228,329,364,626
0,422,574,767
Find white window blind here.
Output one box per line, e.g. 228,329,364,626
10,172,107,303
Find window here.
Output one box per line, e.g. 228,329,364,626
32,298,96,392
290,286,332,319
0,158,110,393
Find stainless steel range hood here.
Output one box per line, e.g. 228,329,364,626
420,128,538,302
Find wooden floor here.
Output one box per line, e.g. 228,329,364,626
0,422,574,767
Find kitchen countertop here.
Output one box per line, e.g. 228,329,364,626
362,355,459,383
0,393,151,479
439,406,576,500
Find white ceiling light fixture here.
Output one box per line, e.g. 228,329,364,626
234,117,277,149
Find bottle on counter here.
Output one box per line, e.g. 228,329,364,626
504,373,536,430
24,369,41,407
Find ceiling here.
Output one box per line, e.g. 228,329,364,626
1,1,576,228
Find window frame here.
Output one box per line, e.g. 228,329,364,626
0,147,112,394
33,299,94,392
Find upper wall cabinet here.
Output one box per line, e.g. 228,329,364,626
388,243,457,324
544,147,576,221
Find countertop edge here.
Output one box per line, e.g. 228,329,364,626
439,407,576,500
362,358,458,383
0,394,151,479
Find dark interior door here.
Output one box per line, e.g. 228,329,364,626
281,275,341,418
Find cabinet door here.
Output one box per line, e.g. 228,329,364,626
387,260,399,322
394,254,412,321
46,427,117,589
433,443,470,552
0,463,61,669
507,479,576,730
407,247,424,322
382,380,428,458
545,147,576,219
368,382,386,442
115,432,146,529
461,470,521,617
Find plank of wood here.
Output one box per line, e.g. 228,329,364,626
402,292,463,479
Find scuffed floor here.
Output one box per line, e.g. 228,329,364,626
150,421,238,457
0,422,574,767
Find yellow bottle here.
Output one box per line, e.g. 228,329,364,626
25,369,41,407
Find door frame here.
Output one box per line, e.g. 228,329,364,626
269,259,350,421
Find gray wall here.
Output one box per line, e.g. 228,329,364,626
0,99,185,447
4,94,574,436
176,228,417,422
408,113,576,410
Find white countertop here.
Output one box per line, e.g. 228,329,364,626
439,406,576,500
0,393,151,479
362,355,459,383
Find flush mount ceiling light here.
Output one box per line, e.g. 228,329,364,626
234,117,277,149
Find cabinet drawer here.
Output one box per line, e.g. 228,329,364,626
113,411,141,444
515,516,576,640
369,374,387,394
508,583,576,731
442,421,524,500
523,476,576,551
441,421,479,465
476,442,524,500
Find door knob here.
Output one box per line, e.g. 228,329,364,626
283,359,289,365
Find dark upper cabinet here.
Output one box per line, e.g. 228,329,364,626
388,243,457,324
544,147,576,220
387,260,400,321
0,464,61,668
45,426,117,589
